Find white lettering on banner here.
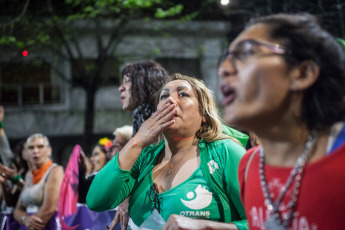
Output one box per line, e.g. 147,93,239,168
180,211,210,219
249,206,318,230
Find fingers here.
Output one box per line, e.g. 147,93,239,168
0,171,8,180
28,216,45,230
79,149,86,157
148,103,176,130
107,213,119,230
120,215,129,230
164,214,187,230
116,200,130,230
154,102,176,121
133,103,176,148
154,103,176,123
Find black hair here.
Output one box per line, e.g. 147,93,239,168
121,60,170,113
247,13,345,131
12,140,28,175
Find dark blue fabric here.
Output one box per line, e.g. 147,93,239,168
329,124,345,154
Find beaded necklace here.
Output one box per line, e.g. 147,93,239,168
259,131,318,229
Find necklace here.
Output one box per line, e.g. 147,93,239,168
167,162,177,175
259,131,317,229
168,165,173,175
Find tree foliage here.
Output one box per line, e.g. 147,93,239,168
0,0,189,150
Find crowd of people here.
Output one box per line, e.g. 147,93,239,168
1,12,345,230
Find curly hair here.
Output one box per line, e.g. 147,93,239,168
246,13,345,131
121,60,170,112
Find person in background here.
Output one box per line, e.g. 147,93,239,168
13,133,64,230
218,13,345,229
58,137,115,230
107,125,133,161
109,60,170,229
78,137,112,203
0,140,28,207
87,73,248,230
119,60,170,135
0,106,30,211
0,105,14,167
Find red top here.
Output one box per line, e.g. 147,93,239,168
238,143,345,230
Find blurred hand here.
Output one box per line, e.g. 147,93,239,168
78,149,92,175
23,215,45,230
163,215,212,230
0,163,17,181
163,215,238,230
108,198,130,230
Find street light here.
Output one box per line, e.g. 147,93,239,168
220,0,230,6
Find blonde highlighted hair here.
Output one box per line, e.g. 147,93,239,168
113,125,133,143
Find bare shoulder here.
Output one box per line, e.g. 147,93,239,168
52,165,64,174
48,165,64,180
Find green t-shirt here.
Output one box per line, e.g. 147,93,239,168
130,165,223,225
87,138,248,229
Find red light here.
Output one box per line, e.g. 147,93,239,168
22,50,28,56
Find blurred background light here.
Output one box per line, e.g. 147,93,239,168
220,0,230,6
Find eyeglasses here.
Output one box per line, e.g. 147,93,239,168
218,39,292,66
149,183,161,213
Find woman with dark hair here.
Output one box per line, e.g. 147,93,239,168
119,60,170,135
218,13,345,229
108,60,170,229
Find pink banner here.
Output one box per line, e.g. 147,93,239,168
58,145,81,230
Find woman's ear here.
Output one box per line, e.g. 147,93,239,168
290,60,320,91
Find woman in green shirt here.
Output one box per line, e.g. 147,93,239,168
87,73,248,230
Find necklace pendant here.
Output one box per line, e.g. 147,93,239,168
264,215,286,230
168,168,172,175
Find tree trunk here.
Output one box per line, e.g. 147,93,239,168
83,83,96,154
